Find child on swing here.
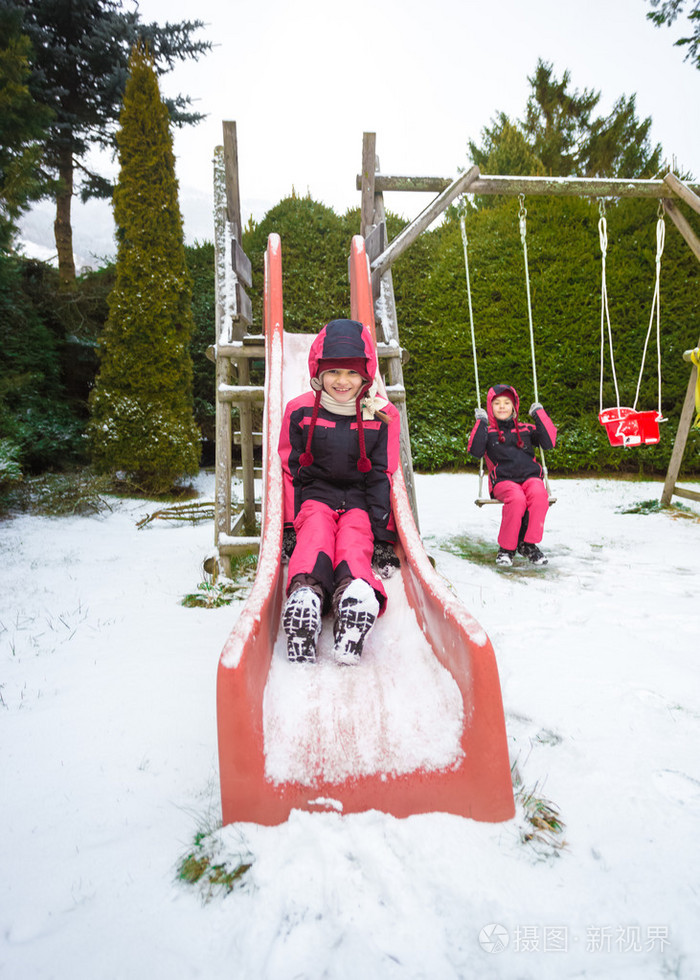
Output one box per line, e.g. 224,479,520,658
278,319,401,664
468,384,557,566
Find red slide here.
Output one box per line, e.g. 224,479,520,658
216,233,514,826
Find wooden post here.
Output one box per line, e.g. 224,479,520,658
213,124,261,572
660,354,700,506
362,159,419,527
361,132,377,238
374,263,419,524
222,122,256,536
659,191,700,506
222,121,242,239
664,172,700,217
213,146,232,577
663,199,700,263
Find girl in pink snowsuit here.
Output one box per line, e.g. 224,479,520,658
468,384,557,566
278,319,401,664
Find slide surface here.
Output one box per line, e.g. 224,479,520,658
216,233,515,825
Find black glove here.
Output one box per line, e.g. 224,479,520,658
372,541,400,579
281,526,296,563
529,402,543,416
474,407,488,422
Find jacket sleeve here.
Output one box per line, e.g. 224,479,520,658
530,406,558,450
467,417,488,458
278,400,302,525
365,406,400,543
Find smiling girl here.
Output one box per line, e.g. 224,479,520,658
278,319,401,664
468,384,557,567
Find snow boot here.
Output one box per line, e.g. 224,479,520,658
282,587,322,663
496,547,515,567
332,578,379,666
518,541,548,566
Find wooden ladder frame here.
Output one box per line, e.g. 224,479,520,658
212,122,260,577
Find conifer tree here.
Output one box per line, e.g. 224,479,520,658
469,60,663,179
88,45,200,494
646,0,700,68
8,0,210,286
0,7,53,251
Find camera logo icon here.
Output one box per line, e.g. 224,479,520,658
479,923,510,953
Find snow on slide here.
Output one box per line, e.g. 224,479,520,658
264,570,466,785
215,234,514,826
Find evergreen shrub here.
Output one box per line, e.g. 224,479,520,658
0,254,86,473
88,46,200,495
185,241,216,452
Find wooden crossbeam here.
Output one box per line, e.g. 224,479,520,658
357,172,700,199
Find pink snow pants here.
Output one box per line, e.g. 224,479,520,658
288,500,387,612
493,477,549,550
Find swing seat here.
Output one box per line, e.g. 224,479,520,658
475,495,557,507
598,407,663,448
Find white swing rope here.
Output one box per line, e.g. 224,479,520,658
459,203,488,499
518,195,553,497
598,201,666,419
598,202,622,414
633,208,665,418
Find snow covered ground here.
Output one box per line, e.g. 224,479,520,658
1,470,699,979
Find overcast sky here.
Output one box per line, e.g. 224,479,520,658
142,0,700,234
20,0,700,262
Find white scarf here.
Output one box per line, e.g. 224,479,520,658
320,380,390,419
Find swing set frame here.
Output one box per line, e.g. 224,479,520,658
357,134,700,508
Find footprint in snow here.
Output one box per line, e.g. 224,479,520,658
653,769,700,808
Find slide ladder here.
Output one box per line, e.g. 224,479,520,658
216,233,514,825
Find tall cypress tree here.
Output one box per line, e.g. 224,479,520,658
88,44,200,495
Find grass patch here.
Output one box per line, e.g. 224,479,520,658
228,551,259,580
620,498,700,521
434,533,555,576
516,784,567,855
510,759,567,859
510,780,567,862
182,552,258,608
177,828,253,903
181,581,244,608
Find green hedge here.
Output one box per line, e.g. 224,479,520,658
3,191,698,480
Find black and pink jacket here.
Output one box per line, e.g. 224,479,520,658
279,321,400,543
467,384,557,495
